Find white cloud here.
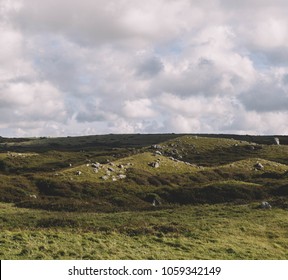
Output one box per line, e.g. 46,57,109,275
122,99,157,118
1,0,288,136
0,81,67,123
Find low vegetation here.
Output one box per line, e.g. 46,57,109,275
0,133,287,259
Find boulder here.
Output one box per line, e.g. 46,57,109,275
261,201,272,209
254,162,264,170
149,162,160,168
274,137,280,145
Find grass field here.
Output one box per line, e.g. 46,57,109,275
1,202,288,260
0,133,287,259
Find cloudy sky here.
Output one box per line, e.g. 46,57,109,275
1,0,288,137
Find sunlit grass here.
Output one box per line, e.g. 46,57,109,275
0,202,287,260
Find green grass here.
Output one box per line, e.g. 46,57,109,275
0,202,287,259
1,133,288,259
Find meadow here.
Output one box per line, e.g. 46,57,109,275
0,133,287,259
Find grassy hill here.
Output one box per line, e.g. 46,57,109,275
0,133,288,259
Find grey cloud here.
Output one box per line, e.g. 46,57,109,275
136,57,163,78
239,83,288,112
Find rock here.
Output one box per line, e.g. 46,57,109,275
101,175,109,180
274,137,280,145
118,164,124,169
261,201,272,209
254,162,264,170
29,194,37,199
151,144,162,149
93,168,98,173
75,171,82,175
91,162,101,168
118,174,126,179
149,162,160,168
108,167,115,172
155,151,162,155
152,198,161,207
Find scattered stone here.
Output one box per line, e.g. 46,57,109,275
76,171,82,175
93,168,98,173
155,151,162,155
108,167,115,172
29,194,37,199
91,162,101,168
112,177,117,182
118,174,126,179
109,162,115,166
149,162,160,168
151,144,162,149
118,164,124,169
101,175,109,180
86,164,90,167
69,163,72,167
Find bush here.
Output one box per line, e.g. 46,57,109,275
166,182,267,204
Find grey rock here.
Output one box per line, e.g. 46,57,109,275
261,201,272,209
274,137,280,145
149,162,160,168
254,162,264,170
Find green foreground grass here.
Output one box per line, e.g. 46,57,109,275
1,202,287,260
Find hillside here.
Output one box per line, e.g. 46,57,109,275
0,133,287,212
1,133,288,260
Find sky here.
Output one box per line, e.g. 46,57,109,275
1,0,288,137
